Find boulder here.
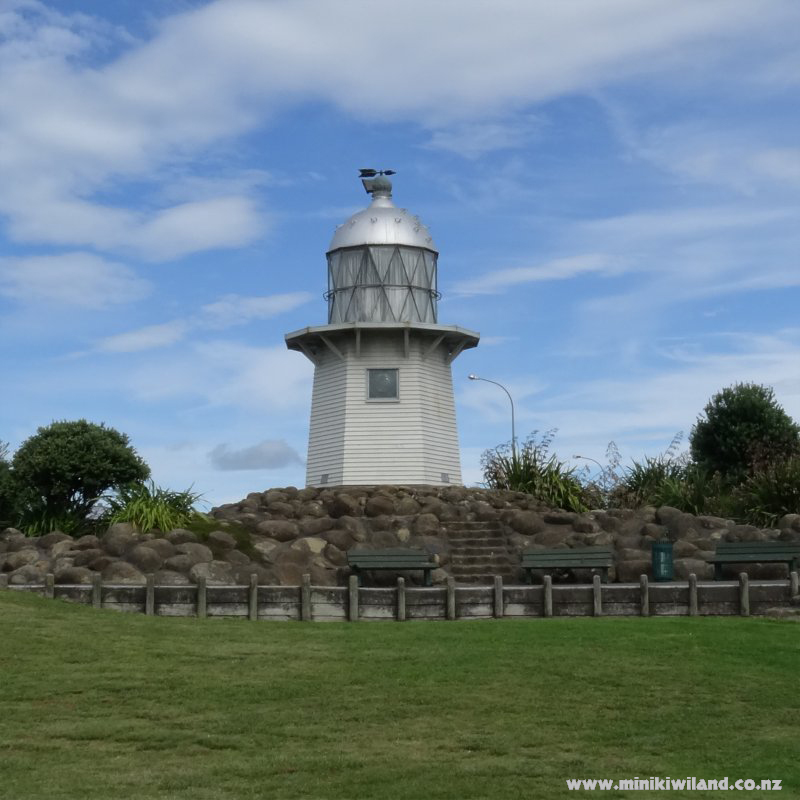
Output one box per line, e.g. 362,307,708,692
127,545,164,573
335,516,368,542
164,554,196,573
369,530,401,548
291,536,327,556
255,519,299,541
175,542,213,564
265,489,289,504
54,566,93,584
533,529,570,547
615,559,651,582
543,511,577,525
471,502,497,522
395,497,421,516
207,530,237,551
431,568,449,585
365,495,395,517
102,561,146,584
139,538,176,560
9,564,45,584
89,556,116,571
504,510,544,536
39,532,72,549
309,561,337,586
414,513,440,536
1,527,24,541
103,525,138,556
573,517,599,534
232,564,274,585
396,527,411,543
189,560,236,584
3,532,29,552
267,500,295,518
223,549,251,565
251,538,281,564
50,539,79,557
72,548,105,567
327,493,361,518
641,523,668,540
72,534,101,550
298,500,326,518
166,529,198,545
154,570,191,586
4,548,40,571
324,543,347,567
298,516,335,537
673,558,714,580
673,540,698,558
419,497,445,518
778,513,800,532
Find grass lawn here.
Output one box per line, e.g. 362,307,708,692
1,591,798,799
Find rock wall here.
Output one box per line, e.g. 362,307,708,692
3,485,800,586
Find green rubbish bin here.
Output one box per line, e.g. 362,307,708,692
651,539,674,582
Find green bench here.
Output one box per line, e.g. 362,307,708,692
521,547,614,584
706,541,800,580
347,548,437,586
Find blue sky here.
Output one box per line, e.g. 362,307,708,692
2,0,799,506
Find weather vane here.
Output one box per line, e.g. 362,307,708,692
359,168,396,195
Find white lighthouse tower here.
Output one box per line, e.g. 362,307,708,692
286,170,479,487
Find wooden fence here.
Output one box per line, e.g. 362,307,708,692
2,571,799,620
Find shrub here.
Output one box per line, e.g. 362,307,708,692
102,481,203,533
733,458,800,528
690,383,800,484
0,442,15,526
481,430,587,512
609,434,687,508
12,420,150,534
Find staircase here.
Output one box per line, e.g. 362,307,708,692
442,520,518,584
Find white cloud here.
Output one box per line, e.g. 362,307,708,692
201,292,313,328
0,0,794,260
0,251,150,308
98,321,189,353
453,255,613,296
93,291,314,354
209,440,303,471
425,116,544,159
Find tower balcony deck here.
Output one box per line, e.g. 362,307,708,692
285,321,479,365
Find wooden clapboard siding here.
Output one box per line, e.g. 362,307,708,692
304,328,464,486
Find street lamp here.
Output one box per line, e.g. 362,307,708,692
573,454,604,479
468,374,516,462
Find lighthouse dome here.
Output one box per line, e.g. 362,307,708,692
328,186,437,252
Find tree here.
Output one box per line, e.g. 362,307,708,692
689,383,800,484
11,420,150,530
0,441,15,526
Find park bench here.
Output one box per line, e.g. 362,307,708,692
521,546,614,584
347,548,437,586
706,541,800,580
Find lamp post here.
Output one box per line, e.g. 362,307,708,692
573,454,603,472
468,374,516,462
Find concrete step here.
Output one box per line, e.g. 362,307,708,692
452,565,517,576
447,537,508,547
450,545,512,555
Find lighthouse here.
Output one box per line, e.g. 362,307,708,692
285,170,479,487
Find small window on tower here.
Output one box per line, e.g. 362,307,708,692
367,368,399,400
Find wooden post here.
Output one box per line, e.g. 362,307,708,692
348,575,359,622
639,575,649,616
790,570,799,598
145,573,155,616
543,574,553,618
688,574,698,616
197,576,207,619
446,577,456,620
739,572,750,617
0,574,8,590
493,575,503,619
92,572,102,608
300,573,312,622
249,573,259,621
592,574,602,616
396,577,406,622
45,573,54,600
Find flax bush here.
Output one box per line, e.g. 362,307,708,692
481,430,587,512
103,481,203,533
